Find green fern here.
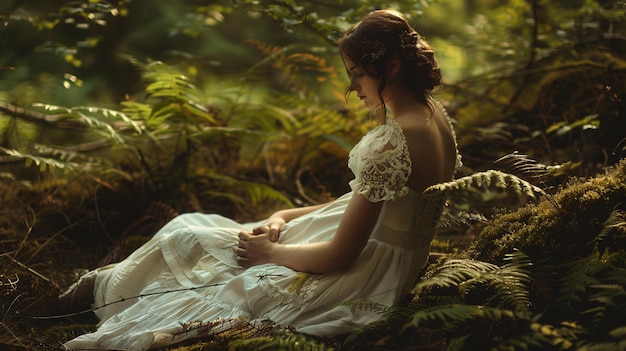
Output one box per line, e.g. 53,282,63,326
459,251,533,312
446,334,470,351
32,103,143,142
425,170,545,206
0,147,91,173
413,258,501,296
142,61,213,125
338,299,390,316
581,253,626,331
344,254,533,350
544,254,603,318
594,209,626,255
412,253,532,312
492,321,580,351
404,304,518,329
495,152,549,182
436,210,487,230
190,172,293,208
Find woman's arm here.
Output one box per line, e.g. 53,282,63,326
253,202,331,241
271,202,331,223
236,194,383,274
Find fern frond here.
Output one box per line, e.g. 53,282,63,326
243,39,283,57
1,147,84,172
595,209,626,254
413,259,500,296
191,173,293,208
446,334,470,351
466,251,533,311
584,284,626,328
217,96,299,133
32,103,143,142
435,209,487,231
577,252,626,331
244,181,293,206
493,322,579,351
192,126,273,143
414,253,533,313
404,304,517,330
425,170,545,205
496,152,548,183
549,254,606,317
140,61,214,126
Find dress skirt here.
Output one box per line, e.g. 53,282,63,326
63,192,428,350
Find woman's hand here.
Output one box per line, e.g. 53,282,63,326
235,230,279,267
252,216,286,242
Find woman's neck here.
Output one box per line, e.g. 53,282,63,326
385,88,429,123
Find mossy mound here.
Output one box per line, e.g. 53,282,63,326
468,158,626,264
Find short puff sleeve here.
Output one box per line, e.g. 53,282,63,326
348,120,412,202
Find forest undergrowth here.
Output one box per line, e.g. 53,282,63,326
1,157,625,350
1,1,626,350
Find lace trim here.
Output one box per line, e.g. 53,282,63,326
348,119,411,202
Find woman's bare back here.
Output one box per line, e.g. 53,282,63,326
395,101,457,193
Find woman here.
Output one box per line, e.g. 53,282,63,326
62,9,460,350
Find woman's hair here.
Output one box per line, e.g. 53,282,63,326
337,9,441,123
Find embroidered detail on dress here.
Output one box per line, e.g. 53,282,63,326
342,298,391,317
164,228,204,268
348,119,411,202
256,269,319,308
288,272,318,296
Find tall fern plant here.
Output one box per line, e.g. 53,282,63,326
344,251,541,351
1,38,362,217
111,60,303,214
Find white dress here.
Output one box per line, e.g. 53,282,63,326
63,115,459,351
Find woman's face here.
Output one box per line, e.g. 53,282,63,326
342,56,382,108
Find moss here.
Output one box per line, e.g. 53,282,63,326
469,159,626,263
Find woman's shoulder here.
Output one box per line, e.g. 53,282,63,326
355,119,406,152
394,101,453,140
399,104,458,190
392,109,438,146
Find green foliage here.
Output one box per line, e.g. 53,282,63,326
427,169,545,211
446,0,626,172
32,103,143,142
470,159,626,263
341,159,625,350
1,1,626,350
345,252,542,351
0,146,96,173
231,0,433,40
425,168,546,247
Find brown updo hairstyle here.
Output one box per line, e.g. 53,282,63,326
337,9,441,123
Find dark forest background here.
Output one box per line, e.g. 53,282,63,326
1,1,625,350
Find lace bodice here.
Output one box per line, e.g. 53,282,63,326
348,119,412,202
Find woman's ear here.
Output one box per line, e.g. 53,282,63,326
388,59,401,79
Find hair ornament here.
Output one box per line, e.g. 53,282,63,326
361,39,386,62
400,31,422,51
